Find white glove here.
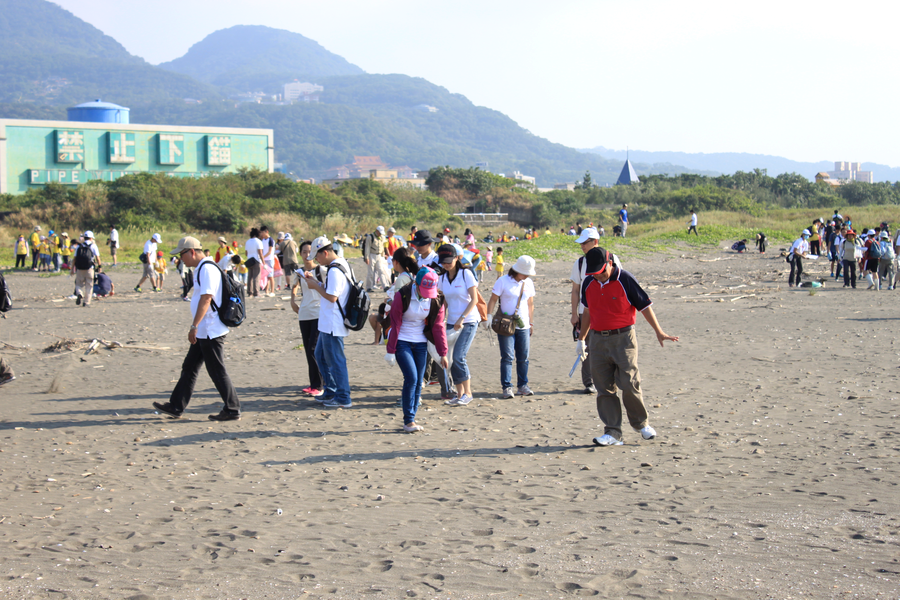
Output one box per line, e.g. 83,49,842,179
384,353,396,367
575,340,588,361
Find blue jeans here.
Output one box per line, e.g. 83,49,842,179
395,340,427,424
449,322,477,384
314,332,351,405
498,328,530,389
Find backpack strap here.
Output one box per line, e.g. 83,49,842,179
195,260,225,313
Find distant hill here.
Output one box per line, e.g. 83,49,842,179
0,0,220,105
583,146,900,183
158,25,365,90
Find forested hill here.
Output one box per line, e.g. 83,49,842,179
0,2,708,185
0,0,220,106
158,25,365,90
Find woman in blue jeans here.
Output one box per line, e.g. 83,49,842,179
436,244,481,406
385,268,449,432
486,256,537,399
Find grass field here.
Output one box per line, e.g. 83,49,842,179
2,206,897,268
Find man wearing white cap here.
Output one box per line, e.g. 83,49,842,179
153,237,241,421
136,233,162,293
73,230,101,307
363,226,391,292
788,229,810,287
571,227,601,394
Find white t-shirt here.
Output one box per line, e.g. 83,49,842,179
491,275,535,329
143,240,157,259
262,237,275,265
397,288,431,343
192,258,229,340
690,214,697,226
417,251,439,268
298,266,323,321
790,238,809,256
245,238,264,263
217,252,234,271
386,271,414,299
109,229,119,247
439,268,479,324
318,258,351,337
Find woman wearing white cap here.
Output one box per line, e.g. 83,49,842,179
486,255,537,398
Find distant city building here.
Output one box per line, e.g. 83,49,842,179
284,81,323,103
827,161,873,184
554,183,577,191
616,158,640,185
414,104,438,113
815,171,843,187
322,156,425,189
508,170,536,188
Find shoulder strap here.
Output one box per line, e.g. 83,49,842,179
399,283,412,314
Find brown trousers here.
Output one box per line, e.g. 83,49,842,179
588,327,649,440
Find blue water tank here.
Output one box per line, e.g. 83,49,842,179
67,99,130,124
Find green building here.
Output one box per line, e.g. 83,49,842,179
0,118,274,195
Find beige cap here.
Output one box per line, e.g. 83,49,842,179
170,236,202,256
217,236,227,243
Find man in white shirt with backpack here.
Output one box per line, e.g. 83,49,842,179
153,237,241,421
302,236,353,408
73,230,101,308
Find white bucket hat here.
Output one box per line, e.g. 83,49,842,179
152,233,162,242
511,255,537,277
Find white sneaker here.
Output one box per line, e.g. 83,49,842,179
639,425,657,440
403,423,423,433
456,394,473,406
501,387,515,399
593,434,623,446
517,385,534,396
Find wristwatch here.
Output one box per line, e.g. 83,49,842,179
189,325,197,330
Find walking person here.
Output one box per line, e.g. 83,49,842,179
876,231,896,290
437,244,480,406
687,210,698,236
410,229,452,397
152,237,241,421
14,235,28,269
135,233,161,292
788,229,810,287
840,230,858,288
363,226,392,292
302,236,353,408
259,226,277,297
290,240,324,397
280,233,300,289
244,228,265,297
107,225,119,266
570,227,602,394
486,256,537,399
618,204,629,238
73,231,101,308
368,247,418,344
575,247,678,446
385,267,449,432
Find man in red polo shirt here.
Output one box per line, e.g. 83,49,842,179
576,247,678,446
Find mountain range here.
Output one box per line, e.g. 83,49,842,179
1,0,892,187
582,147,900,184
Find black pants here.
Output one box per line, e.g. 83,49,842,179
810,240,820,255
299,319,323,390
169,336,240,414
789,256,803,285
31,251,39,270
15,254,26,268
181,269,193,299
424,357,452,397
687,226,698,236
842,260,857,288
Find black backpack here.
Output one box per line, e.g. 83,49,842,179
196,261,246,328
74,243,95,270
328,262,370,331
0,272,11,313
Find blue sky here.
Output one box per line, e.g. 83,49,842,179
53,0,900,166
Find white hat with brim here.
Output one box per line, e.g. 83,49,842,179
169,236,202,255
575,227,600,244
511,255,537,277
311,235,333,255
83,230,94,239
152,233,162,242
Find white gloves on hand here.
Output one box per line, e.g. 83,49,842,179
384,353,396,367
575,340,588,361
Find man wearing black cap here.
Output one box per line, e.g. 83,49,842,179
576,247,678,446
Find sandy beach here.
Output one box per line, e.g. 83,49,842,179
1,244,899,599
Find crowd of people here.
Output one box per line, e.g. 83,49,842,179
788,210,900,289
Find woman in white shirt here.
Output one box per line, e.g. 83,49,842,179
290,241,323,396
368,247,418,344
436,244,480,406
385,267,449,433
244,228,265,297
485,255,537,399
